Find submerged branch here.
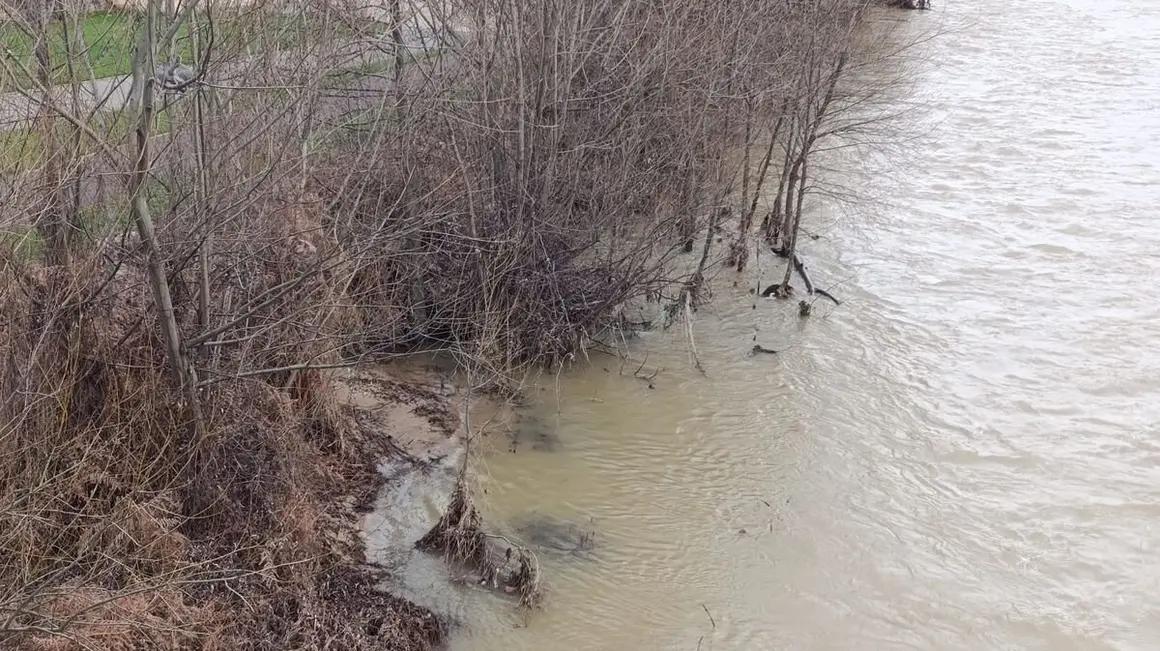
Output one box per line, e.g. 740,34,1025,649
762,249,841,306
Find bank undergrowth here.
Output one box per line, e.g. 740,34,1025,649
0,0,921,647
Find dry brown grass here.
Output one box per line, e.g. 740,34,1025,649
0,231,446,649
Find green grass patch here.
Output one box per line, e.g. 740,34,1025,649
0,12,162,87
0,108,173,175
0,128,44,174
0,10,383,90
78,196,133,241
0,224,43,261
0,186,165,263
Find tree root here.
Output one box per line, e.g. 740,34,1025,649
416,478,544,610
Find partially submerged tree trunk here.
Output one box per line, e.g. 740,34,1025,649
729,97,754,270
781,156,808,287
735,107,785,273
766,44,849,301
763,137,794,247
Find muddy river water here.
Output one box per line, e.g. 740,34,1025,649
365,0,1160,648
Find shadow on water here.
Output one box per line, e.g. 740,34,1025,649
504,513,597,560
506,411,565,454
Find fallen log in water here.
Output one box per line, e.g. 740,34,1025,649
792,253,816,294
814,287,840,305
885,0,931,9
765,247,841,306
792,254,841,306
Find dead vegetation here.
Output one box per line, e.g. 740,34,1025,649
415,478,543,610
416,481,487,571
0,0,923,646
0,256,449,648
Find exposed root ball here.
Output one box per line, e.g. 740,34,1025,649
504,546,543,609
417,478,544,609
416,480,488,569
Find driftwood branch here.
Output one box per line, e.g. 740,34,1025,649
789,253,840,305
702,604,716,629
763,247,841,306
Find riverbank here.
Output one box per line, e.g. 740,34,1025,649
0,358,462,649
401,0,1160,647
1,0,921,647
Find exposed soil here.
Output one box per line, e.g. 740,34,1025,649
332,364,464,466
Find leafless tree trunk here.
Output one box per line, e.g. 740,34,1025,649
129,0,206,440
24,1,70,265
734,103,787,272
391,0,405,107
191,11,212,330
773,40,850,294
